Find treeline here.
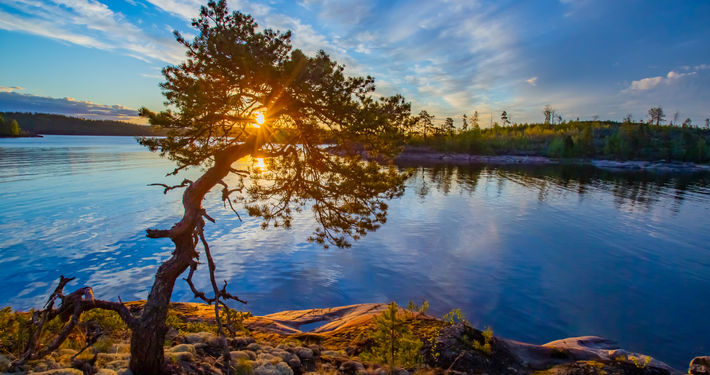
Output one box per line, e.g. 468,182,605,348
407,109,710,163
0,113,24,137
0,112,164,136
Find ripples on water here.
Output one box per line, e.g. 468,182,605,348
1,135,709,368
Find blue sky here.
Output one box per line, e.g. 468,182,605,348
0,0,709,126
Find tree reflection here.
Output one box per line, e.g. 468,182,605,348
403,163,710,212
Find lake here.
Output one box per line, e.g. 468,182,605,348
1,135,709,368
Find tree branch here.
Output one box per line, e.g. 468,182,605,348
148,179,193,194
10,276,138,371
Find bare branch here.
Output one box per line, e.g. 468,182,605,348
10,276,138,371
201,209,216,223
146,228,173,238
148,179,193,194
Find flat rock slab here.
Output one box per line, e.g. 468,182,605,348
245,303,395,334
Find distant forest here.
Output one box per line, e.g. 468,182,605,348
0,112,164,136
408,120,710,163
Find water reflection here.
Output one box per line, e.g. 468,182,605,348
1,136,709,369
404,163,710,213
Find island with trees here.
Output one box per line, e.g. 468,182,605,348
0,112,163,136
0,113,34,137
399,107,710,170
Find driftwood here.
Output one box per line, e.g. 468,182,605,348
9,276,136,372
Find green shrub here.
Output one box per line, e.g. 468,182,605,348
360,302,423,372
80,309,127,333
0,307,33,356
442,308,467,325
472,327,493,355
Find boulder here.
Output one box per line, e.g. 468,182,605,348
184,331,214,344
231,350,256,361
0,354,10,372
339,360,365,375
690,356,710,375
253,361,294,375
294,347,314,361
31,369,84,375
230,336,256,349
167,343,197,355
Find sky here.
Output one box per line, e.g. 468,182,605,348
0,0,709,126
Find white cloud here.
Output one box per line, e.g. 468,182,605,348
526,77,538,86
0,86,24,92
0,91,145,122
626,69,696,92
0,0,184,63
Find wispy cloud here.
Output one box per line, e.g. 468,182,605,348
0,92,144,122
0,0,184,63
0,86,24,92
625,69,697,92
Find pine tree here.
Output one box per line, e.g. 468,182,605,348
0,114,8,136
444,117,455,135
9,119,20,136
501,111,510,126
361,302,422,373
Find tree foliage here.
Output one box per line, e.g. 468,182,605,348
648,107,665,126
1,112,159,136
139,0,410,247
0,114,22,136
406,117,710,163
361,302,422,372
11,2,413,374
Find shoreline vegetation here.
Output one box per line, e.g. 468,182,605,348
1,301,706,375
394,147,710,173
3,112,709,173
401,115,710,166
0,112,164,137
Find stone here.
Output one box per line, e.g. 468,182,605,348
339,360,365,375
294,347,314,360
57,349,78,357
306,345,321,357
690,356,710,375
184,331,214,344
253,361,294,375
320,350,341,357
231,350,255,361
231,336,256,349
31,369,84,375
0,354,10,372
103,360,130,371
205,335,227,348
256,352,280,362
167,343,197,354
96,370,119,375
170,351,196,362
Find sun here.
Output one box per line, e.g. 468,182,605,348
255,157,266,171
254,112,265,127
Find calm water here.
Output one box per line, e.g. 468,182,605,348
1,135,709,368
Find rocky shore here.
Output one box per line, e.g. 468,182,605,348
3,302,707,375
394,147,710,173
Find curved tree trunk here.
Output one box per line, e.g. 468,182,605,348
129,232,193,374
129,138,258,375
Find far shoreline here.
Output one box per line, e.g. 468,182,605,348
394,147,710,173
